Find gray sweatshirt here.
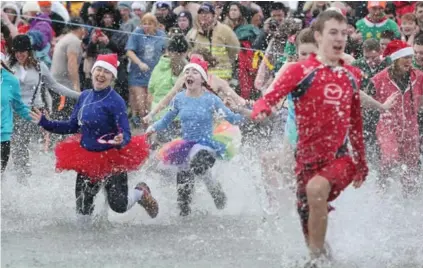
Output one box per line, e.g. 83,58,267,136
12,62,80,108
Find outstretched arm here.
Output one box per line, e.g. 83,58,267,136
251,63,300,120
360,90,399,111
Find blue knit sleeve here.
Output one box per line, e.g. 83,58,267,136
153,94,180,132
38,91,84,134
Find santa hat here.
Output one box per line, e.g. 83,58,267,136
91,54,119,78
383,40,414,61
183,56,208,81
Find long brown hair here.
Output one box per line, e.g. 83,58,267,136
8,50,39,71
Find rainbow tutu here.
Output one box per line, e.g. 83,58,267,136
157,121,242,165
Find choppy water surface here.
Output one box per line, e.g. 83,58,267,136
2,147,423,268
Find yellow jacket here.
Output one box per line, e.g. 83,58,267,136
187,21,240,80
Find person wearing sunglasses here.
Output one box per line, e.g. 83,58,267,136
30,54,158,227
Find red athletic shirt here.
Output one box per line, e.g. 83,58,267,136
252,54,368,178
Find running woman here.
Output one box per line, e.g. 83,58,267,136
146,57,246,216
30,54,158,225
251,11,368,266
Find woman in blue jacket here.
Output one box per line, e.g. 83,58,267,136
0,58,32,173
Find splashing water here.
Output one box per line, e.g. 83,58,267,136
1,144,422,268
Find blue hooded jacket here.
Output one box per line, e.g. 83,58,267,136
1,68,32,142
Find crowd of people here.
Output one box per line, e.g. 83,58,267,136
1,1,423,267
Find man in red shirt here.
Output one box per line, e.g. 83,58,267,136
251,10,368,265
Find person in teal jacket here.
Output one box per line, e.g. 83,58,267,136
0,60,32,173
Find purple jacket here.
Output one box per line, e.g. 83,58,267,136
30,14,53,46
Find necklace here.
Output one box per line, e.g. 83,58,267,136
77,89,113,126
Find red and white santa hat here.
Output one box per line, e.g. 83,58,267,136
383,40,414,61
91,54,120,77
183,56,208,81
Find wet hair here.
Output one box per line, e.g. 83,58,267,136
311,10,347,33
414,32,423,46
190,48,218,68
296,28,316,46
380,30,396,41
362,38,381,52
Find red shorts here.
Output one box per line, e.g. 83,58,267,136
296,156,356,237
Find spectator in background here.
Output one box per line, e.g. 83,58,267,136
224,2,247,30
173,1,200,21
148,34,189,143
2,2,22,28
380,30,397,53
302,1,330,27
109,2,137,103
125,13,166,129
269,2,287,26
176,11,192,36
252,17,279,52
413,32,423,71
356,1,400,40
384,2,397,21
413,33,423,145
27,30,52,68
415,2,423,29
38,1,66,37
400,13,420,45
186,3,240,81
51,17,86,120
155,2,177,32
352,38,390,163
393,1,416,23
130,2,147,28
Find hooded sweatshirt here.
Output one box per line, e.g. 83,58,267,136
1,68,31,142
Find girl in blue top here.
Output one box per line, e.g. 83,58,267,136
146,57,246,216
30,54,159,226
0,59,32,173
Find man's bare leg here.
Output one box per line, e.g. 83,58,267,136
306,175,331,258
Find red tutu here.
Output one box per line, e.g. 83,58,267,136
55,134,150,182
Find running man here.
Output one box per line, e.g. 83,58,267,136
251,10,368,266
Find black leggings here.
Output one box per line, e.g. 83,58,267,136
75,173,129,215
1,141,11,173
